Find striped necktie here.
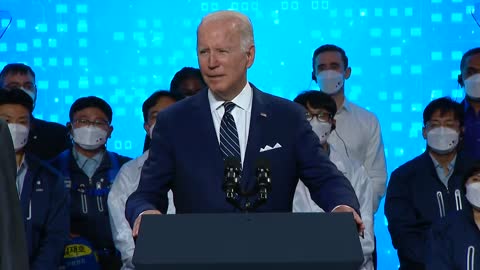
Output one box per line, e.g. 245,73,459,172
219,101,241,160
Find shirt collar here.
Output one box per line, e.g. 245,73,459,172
17,154,27,173
337,97,352,114
72,147,105,167
208,82,253,113
429,153,457,171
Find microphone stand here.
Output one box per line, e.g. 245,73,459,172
223,159,272,212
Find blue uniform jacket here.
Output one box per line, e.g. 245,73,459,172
126,85,360,224
50,149,130,251
21,153,69,270
426,206,480,270
384,151,475,270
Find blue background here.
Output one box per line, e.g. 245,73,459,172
1,0,479,269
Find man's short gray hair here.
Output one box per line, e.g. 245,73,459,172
199,10,254,52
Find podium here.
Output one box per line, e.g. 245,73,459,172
133,212,363,270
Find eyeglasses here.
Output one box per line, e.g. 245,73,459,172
305,111,333,122
5,82,36,91
73,119,110,128
425,120,460,130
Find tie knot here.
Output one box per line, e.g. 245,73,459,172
223,101,236,113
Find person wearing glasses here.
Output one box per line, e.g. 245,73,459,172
292,90,374,270
0,89,68,270
0,63,71,160
385,97,476,270
51,96,131,270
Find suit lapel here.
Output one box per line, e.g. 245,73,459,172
190,89,224,176
242,85,270,191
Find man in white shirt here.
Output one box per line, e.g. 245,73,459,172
292,90,374,270
311,44,387,213
107,91,178,270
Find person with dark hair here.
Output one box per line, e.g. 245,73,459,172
0,63,71,160
50,96,131,270
127,10,363,240
385,97,476,270
108,90,177,270
458,47,480,159
311,44,387,214
142,90,182,152
169,67,206,98
426,161,480,270
292,90,374,270
0,117,29,270
0,89,69,270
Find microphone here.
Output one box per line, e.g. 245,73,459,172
0,11,12,40
223,157,241,200
255,159,271,201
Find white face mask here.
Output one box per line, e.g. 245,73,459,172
316,70,344,95
7,123,29,151
73,126,108,150
465,182,480,209
464,73,480,99
148,123,155,139
426,127,459,154
310,119,332,144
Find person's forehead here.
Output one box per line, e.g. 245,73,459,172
198,20,240,41
430,110,457,120
73,107,108,119
149,97,176,114
306,103,329,114
0,103,30,116
4,72,34,82
315,51,343,64
464,53,480,69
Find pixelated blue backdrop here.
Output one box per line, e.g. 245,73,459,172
1,0,479,269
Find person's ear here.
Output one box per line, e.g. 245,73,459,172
458,74,464,87
246,45,255,68
143,122,149,134
312,70,317,82
66,122,74,139
344,67,352,80
107,125,114,138
422,126,427,140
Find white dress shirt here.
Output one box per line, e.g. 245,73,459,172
107,150,175,270
293,144,374,270
327,98,387,213
208,83,253,165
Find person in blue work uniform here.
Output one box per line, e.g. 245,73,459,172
51,96,131,270
0,88,69,270
426,161,480,270
385,97,477,270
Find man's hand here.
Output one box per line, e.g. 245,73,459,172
132,210,162,238
332,205,365,235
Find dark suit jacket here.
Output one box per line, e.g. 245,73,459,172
0,119,29,270
27,117,71,161
126,85,359,223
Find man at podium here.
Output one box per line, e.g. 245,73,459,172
126,10,364,238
